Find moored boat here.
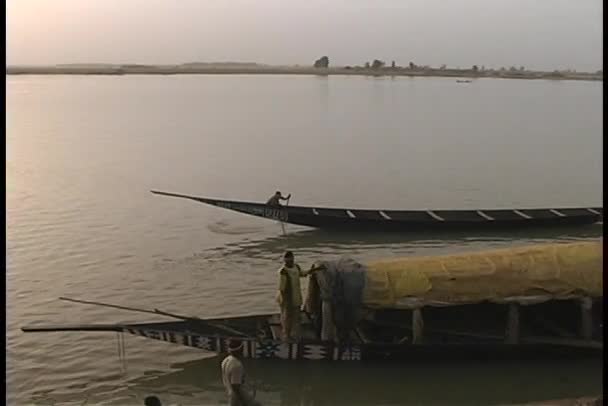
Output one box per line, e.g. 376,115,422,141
150,190,603,232
22,240,602,361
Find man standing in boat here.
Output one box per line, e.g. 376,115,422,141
266,191,290,207
277,251,316,341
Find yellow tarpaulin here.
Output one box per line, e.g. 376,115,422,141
363,240,603,309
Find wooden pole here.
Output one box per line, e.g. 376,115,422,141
580,297,593,340
505,303,520,344
412,308,424,344
280,196,290,235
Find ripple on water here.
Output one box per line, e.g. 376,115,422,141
207,220,266,235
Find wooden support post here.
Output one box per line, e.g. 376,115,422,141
580,297,593,340
505,303,520,344
412,308,424,344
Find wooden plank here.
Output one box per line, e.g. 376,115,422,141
426,211,445,222
379,211,392,220
523,336,602,350
477,210,495,221
513,210,532,219
505,303,520,344
580,298,593,340
425,329,503,340
412,309,424,344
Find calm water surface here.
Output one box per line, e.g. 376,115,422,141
7,75,602,405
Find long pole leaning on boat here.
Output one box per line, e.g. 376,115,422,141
58,297,249,337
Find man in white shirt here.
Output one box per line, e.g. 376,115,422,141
221,339,259,406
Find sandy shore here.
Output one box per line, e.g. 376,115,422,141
6,65,602,81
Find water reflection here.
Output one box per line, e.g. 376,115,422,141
126,356,602,406
211,223,603,259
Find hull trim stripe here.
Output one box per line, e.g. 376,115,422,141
477,210,494,221
379,211,392,220
427,211,445,221
513,210,532,219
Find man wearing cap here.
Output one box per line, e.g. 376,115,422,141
221,339,259,406
277,251,316,341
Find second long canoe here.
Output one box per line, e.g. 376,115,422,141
150,190,602,232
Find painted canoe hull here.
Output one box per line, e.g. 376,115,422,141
23,316,601,362
121,324,600,361
150,190,603,232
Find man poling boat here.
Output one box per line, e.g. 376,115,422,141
266,191,291,207
150,190,603,232
22,240,603,362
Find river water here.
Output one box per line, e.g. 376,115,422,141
6,75,603,405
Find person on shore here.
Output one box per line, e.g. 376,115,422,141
266,191,290,207
144,396,162,406
277,251,317,341
221,339,259,406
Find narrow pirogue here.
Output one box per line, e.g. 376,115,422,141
150,190,602,232
22,240,602,361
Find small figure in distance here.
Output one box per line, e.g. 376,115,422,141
144,395,162,406
266,191,290,207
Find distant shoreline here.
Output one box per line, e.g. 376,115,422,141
6,65,602,81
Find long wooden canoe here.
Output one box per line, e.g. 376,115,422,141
22,301,602,362
150,190,602,232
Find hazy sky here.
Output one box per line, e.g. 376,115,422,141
7,0,603,71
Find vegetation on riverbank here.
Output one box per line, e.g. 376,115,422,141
6,60,602,81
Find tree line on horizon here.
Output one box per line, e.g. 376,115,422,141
311,56,601,75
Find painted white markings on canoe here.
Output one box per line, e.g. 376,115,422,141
312,208,319,215
550,209,566,217
587,208,600,215
476,210,495,221
379,211,392,220
427,211,445,221
346,210,356,218
513,210,532,219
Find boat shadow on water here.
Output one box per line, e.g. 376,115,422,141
211,223,603,259
126,356,602,406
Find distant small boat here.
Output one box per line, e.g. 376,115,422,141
456,79,472,83
150,190,602,232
